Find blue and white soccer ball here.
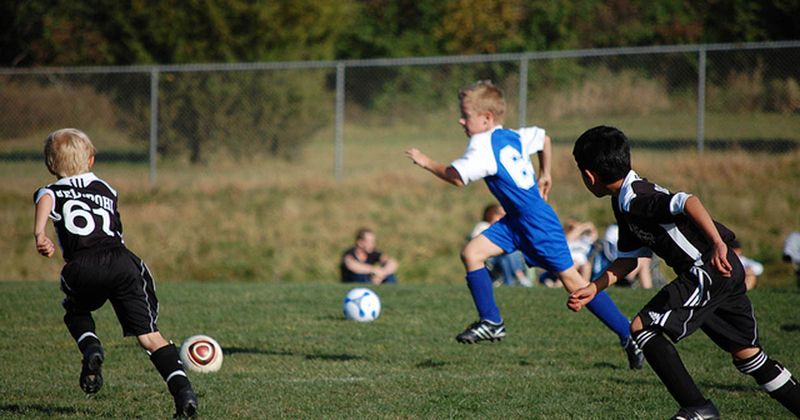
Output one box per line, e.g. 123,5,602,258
342,287,381,322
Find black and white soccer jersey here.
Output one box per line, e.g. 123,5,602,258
612,170,735,273
34,172,125,262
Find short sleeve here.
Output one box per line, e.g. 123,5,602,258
33,187,56,216
625,182,683,223
450,133,497,185
518,126,546,156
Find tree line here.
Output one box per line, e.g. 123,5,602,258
3,0,799,67
2,1,798,163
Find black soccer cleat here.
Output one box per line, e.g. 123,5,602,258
79,345,104,394
671,399,721,420
456,320,506,344
622,336,645,370
173,385,198,418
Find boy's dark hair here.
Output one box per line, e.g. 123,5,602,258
572,125,631,184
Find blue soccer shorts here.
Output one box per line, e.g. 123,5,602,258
482,208,574,274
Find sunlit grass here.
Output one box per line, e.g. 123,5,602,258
1,281,797,418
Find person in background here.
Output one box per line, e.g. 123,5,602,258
564,219,598,283
592,224,655,289
470,204,533,287
783,231,800,287
341,227,399,284
730,239,763,290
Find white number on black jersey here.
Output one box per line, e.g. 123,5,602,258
63,199,115,237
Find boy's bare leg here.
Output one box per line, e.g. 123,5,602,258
456,236,507,343
557,267,589,292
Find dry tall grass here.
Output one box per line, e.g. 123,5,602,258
3,134,798,287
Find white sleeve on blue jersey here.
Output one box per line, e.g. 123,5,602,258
450,131,497,186
517,126,546,156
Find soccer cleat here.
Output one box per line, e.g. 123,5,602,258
622,336,645,370
671,399,720,420
455,320,506,344
79,345,104,394
173,385,198,418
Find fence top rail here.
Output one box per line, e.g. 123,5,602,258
1,40,798,75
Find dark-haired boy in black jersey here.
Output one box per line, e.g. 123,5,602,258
33,128,198,418
569,125,800,419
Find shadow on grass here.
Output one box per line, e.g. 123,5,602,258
224,347,294,356
593,361,623,370
305,353,365,362
0,404,85,416
781,324,800,332
224,346,365,362
417,359,447,368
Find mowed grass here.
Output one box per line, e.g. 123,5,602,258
1,281,798,419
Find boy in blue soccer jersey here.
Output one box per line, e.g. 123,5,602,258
405,80,642,369
569,126,800,418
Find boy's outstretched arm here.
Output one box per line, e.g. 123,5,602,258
536,135,552,201
567,257,638,311
405,148,464,186
683,195,732,277
33,194,55,257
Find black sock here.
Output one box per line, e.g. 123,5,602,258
633,329,706,408
64,312,102,354
150,343,192,396
735,350,800,416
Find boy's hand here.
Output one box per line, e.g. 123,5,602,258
567,283,598,312
538,173,552,201
35,234,55,257
711,241,732,277
405,148,429,169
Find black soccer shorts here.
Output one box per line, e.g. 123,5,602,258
637,249,759,351
60,247,160,337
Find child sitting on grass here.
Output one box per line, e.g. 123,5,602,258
33,128,198,418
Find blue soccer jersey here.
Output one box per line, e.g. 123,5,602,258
451,126,573,273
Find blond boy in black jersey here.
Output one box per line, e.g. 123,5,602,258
34,128,198,418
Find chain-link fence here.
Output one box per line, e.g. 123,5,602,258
2,41,799,183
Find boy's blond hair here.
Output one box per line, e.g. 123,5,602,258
44,128,96,177
459,80,506,124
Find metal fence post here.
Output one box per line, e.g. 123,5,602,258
696,48,706,153
335,62,345,179
518,58,528,128
149,67,159,185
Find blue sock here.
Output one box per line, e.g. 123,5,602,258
586,290,631,344
465,268,502,323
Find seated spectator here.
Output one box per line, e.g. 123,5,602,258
783,231,800,287
591,224,662,289
340,228,398,284
470,204,533,287
731,239,763,290
538,219,597,288
564,219,598,283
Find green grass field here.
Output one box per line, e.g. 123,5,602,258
1,281,798,419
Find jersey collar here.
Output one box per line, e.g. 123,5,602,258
54,172,100,186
